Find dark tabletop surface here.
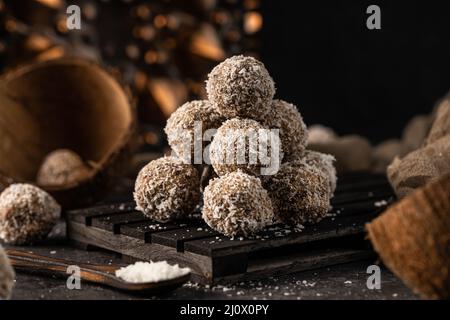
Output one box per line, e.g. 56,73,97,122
5,220,417,300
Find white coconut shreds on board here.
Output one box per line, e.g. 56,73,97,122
115,261,190,283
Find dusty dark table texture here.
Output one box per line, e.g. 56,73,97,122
5,221,417,300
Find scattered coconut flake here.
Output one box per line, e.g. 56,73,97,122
374,200,388,207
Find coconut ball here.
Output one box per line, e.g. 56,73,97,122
303,150,337,196
165,100,224,164
206,55,275,121
307,124,337,145
260,100,308,158
0,245,15,300
0,184,61,245
37,149,90,186
210,118,283,177
308,135,373,173
203,171,274,237
264,160,331,225
134,156,201,222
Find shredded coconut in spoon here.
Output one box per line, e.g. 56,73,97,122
115,261,191,283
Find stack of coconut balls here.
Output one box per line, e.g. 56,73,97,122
134,55,336,237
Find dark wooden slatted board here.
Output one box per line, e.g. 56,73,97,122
66,172,394,284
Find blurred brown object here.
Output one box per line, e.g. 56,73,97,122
307,124,337,145
147,77,188,118
0,0,262,128
425,98,450,145
309,135,373,174
387,93,450,199
0,0,100,68
372,139,407,174
373,95,447,174
98,0,261,126
36,149,91,186
189,23,226,61
387,135,450,199
7,0,64,26
0,59,136,208
373,114,432,174
367,174,450,299
401,114,432,153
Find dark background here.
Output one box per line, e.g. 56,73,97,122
262,1,450,143
2,1,450,144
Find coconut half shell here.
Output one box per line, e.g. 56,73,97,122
0,59,136,208
366,174,450,299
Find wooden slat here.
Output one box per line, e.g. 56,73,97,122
331,186,393,205
90,211,150,233
119,220,204,242
336,171,386,185
119,221,180,242
212,248,374,285
151,226,219,252
330,199,391,217
184,211,378,257
336,175,389,193
66,202,136,225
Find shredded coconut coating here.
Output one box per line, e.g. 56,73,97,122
210,118,283,177
165,100,224,163
303,150,337,196
260,100,308,158
206,55,275,121
0,245,15,300
263,160,331,225
37,149,90,186
0,184,61,245
203,171,274,237
134,156,201,222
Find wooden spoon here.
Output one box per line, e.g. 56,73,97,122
5,249,191,293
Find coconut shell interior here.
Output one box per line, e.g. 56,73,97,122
0,59,134,205
366,174,450,299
